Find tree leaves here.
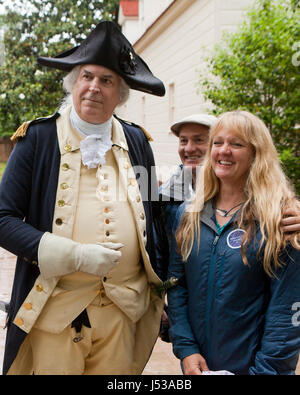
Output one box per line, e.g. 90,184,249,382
0,0,119,136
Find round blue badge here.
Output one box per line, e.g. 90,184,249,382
227,229,246,249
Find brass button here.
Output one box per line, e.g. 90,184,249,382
64,144,72,152
62,163,70,171
16,317,24,326
105,219,110,224
140,213,145,220
106,231,110,237
32,260,38,265
55,218,63,226
58,200,65,207
24,302,32,311
104,208,109,213
60,182,69,190
36,284,43,292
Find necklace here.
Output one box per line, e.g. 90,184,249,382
215,202,244,217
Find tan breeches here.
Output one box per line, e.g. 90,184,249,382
27,303,136,375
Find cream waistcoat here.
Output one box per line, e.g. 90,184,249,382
13,106,162,334
34,150,146,333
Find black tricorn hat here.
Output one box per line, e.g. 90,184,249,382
37,21,165,97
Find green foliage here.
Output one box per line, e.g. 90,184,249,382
0,0,119,137
279,149,300,191
0,161,6,181
197,0,300,194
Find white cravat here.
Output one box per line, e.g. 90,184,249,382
70,106,113,169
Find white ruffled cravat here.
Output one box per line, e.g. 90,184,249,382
70,106,113,169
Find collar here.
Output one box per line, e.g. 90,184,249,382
57,106,128,154
201,199,242,234
70,105,112,139
201,200,218,232
111,116,128,151
57,106,83,155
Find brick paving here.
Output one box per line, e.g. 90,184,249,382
0,247,298,375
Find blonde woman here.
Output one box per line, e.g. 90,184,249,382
167,111,300,375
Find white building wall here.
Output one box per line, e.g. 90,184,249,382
116,0,254,181
139,0,174,32
120,18,140,44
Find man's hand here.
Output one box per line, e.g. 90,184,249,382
159,309,170,342
182,353,209,375
281,208,300,233
38,232,123,279
75,242,123,277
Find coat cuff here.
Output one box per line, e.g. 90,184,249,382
38,232,76,279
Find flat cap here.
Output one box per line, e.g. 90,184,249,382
171,114,217,136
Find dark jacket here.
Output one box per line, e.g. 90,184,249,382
0,113,163,375
167,201,300,375
154,165,194,281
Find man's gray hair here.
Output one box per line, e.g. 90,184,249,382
59,65,130,112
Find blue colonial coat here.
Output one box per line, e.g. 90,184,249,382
0,113,164,374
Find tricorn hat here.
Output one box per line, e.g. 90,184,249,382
171,114,217,136
37,21,165,97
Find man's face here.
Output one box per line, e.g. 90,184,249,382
72,64,121,124
178,123,210,169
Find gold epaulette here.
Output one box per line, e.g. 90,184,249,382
117,116,154,142
10,113,59,142
10,121,31,142
138,125,153,142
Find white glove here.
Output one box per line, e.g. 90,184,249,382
38,232,123,279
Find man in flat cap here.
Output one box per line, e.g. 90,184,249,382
160,114,217,243
0,21,166,375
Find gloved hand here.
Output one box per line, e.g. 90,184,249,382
38,232,123,279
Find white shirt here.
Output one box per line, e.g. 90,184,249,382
70,106,113,168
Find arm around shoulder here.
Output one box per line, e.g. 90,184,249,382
250,246,300,375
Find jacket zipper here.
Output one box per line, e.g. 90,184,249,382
205,234,219,365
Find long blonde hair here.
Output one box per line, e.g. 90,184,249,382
176,111,300,276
